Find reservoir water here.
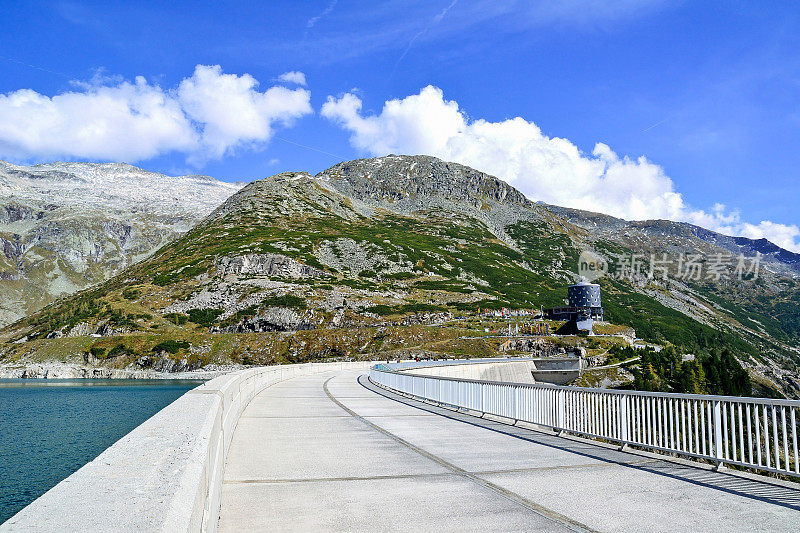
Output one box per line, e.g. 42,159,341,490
0,379,203,524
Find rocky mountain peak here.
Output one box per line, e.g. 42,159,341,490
317,154,532,212
204,171,363,224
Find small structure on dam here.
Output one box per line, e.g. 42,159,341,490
545,279,603,334
407,357,584,386
498,339,586,384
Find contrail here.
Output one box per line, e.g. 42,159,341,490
392,0,459,74
275,136,346,161
0,55,71,79
307,0,338,29
642,116,672,132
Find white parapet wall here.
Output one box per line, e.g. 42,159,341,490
405,360,537,383
2,361,372,533
403,358,582,385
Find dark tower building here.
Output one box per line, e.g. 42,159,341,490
568,280,602,312
544,280,603,333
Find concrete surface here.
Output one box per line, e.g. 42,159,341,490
405,360,537,383
219,368,800,532
1,361,372,533
405,358,582,385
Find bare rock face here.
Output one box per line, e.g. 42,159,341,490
499,337,585,358
0,203,44,224
318,155,544,248
133,353,200,372
319,154,531,212
314,238,413,277
45,320,129,339
67,322,95,337
399,312,453,326
217,307,317,333
216,253,326,279
3,363,149,379
0,159,241,327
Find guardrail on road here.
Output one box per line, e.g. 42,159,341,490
370,361,800,479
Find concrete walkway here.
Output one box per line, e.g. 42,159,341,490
218,369,800,532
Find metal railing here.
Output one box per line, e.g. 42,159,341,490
370,361,800,478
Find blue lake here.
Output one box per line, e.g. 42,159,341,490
0,379,202,524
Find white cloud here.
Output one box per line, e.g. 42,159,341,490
278,71,307,86
322,85,800,252
178,65,311,162
688,209,800,253
307,0,338,29
0,78,196,162
738,221,800,252
0,65,312,165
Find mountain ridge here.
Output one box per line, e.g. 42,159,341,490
1,155,799,397
543,205,800,274
0,159,242,325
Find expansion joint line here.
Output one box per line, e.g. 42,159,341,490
322,376,596,533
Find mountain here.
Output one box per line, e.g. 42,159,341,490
1,155,798,396
0,160,242,326
546,205,800,275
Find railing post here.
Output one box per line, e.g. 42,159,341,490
713,400,723,468
557,389,565,433
620,395,629,448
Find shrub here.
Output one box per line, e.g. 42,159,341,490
153,274,173,286
89,346,106,358
107,311,137,329
107,344,132,358
187,308,223,327
151,340,190,354
385,272,415,280
364,304,397,316
261,294,307,309
164,313,188,325
122,288,140,300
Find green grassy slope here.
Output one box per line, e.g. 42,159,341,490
1,164,798,397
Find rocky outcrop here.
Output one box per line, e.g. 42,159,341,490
0,362,231,379
134,353,202,373
320,155,531,211
499,338,586,358
318,155,544,248
0,203,43,224
67,322,96,337
399,312,453,326
1,234,25,262
2,363,164,379
216,307,318,333
44,321,129,339
314,238,413,276
216,253,326,279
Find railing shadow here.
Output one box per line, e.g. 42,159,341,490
358,375,800,512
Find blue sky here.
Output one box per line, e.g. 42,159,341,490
2,1,800,249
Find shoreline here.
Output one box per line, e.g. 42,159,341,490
0,362,244,380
